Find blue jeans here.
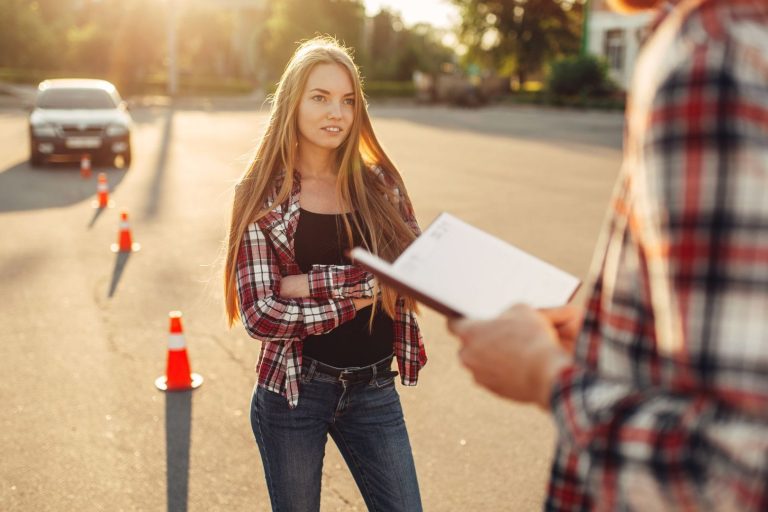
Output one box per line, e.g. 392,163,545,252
250,357,422,512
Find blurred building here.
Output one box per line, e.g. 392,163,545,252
586,0,654,90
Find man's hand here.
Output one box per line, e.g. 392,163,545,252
540,305,584,354
447,304,572,410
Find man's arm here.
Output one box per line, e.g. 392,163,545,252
448,304,575,410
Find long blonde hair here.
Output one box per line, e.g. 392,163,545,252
224,37,418,327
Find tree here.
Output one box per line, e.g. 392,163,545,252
0,0,73,69
177,6,237,78
262,0,366,81
368,9,400,79
70,0,165,93
368,10,455,81
453,0,583,86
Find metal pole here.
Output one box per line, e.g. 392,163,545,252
167,0,178,96
580,0,591,56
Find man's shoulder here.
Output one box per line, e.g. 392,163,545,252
675,0,768,44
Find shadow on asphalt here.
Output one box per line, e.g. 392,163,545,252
87,204,108,229
128,105,173,126
143,106,174,219
107,251,130,298
370,104,625,151
165,391,192,512
0,160,128,213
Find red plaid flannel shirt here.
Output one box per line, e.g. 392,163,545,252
236,167,426,408
547,1,768,510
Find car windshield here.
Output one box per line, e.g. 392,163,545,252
36,88,118,109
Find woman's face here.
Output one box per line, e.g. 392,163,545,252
297,63,355,155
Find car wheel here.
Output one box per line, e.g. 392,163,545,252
30,150,44,167
121,147,132,168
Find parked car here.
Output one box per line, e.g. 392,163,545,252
28,79,132,167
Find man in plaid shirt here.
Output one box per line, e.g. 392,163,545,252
450,0,768,509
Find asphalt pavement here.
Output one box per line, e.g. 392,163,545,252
0,100,623,511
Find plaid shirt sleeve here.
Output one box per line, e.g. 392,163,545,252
371,165,422,237
306,264,376,299
369,164,427,381
547,2,768,510
394,299,426,385
393,180,421,238
236,223,357,341
390,175,427,383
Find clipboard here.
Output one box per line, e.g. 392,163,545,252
350,212,581,319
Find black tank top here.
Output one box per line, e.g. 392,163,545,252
294,208,395,367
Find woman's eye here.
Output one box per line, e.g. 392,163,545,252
343,98,355,105
312,95,325,102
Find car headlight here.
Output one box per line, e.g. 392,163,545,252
106,124,128,137
32,123,57,137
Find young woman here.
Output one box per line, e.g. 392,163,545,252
224,37,427,511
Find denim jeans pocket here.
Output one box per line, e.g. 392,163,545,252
372,370,399,389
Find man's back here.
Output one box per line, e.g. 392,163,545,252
547,1,768,510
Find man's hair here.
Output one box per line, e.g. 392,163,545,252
608,0,663,12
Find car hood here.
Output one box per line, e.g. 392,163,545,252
30,108,131,127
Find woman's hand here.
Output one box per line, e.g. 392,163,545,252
279,274,375,310
279,274,310,298
447,304,572,410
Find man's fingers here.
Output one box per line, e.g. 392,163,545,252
540,305,581,326
539,305,569,322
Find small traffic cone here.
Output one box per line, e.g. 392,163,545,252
155,311,203,391
80,154,92,179
92,172,114,209
110,210,141,252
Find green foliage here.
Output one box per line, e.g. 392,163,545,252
367,13,453,81
142,75,254,96
363,81,415,98
453,0,583,83
504,90,625,110
263,0,366,81
0,0,70,69
176,7,240,78
546,54,615,97
0,0,454,97
0,0,234,91
0,67,75,84
265,80,415,99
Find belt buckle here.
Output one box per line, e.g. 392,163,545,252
338,369,355,382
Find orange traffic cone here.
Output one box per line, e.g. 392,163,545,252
110,210,141,252
92,173,114,209
80,154,92,179
155,311,203,391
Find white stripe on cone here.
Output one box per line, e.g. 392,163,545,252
119,220,130,229
168,334,186,350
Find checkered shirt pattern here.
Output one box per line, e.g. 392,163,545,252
546,1,768,510
236,167,426,408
